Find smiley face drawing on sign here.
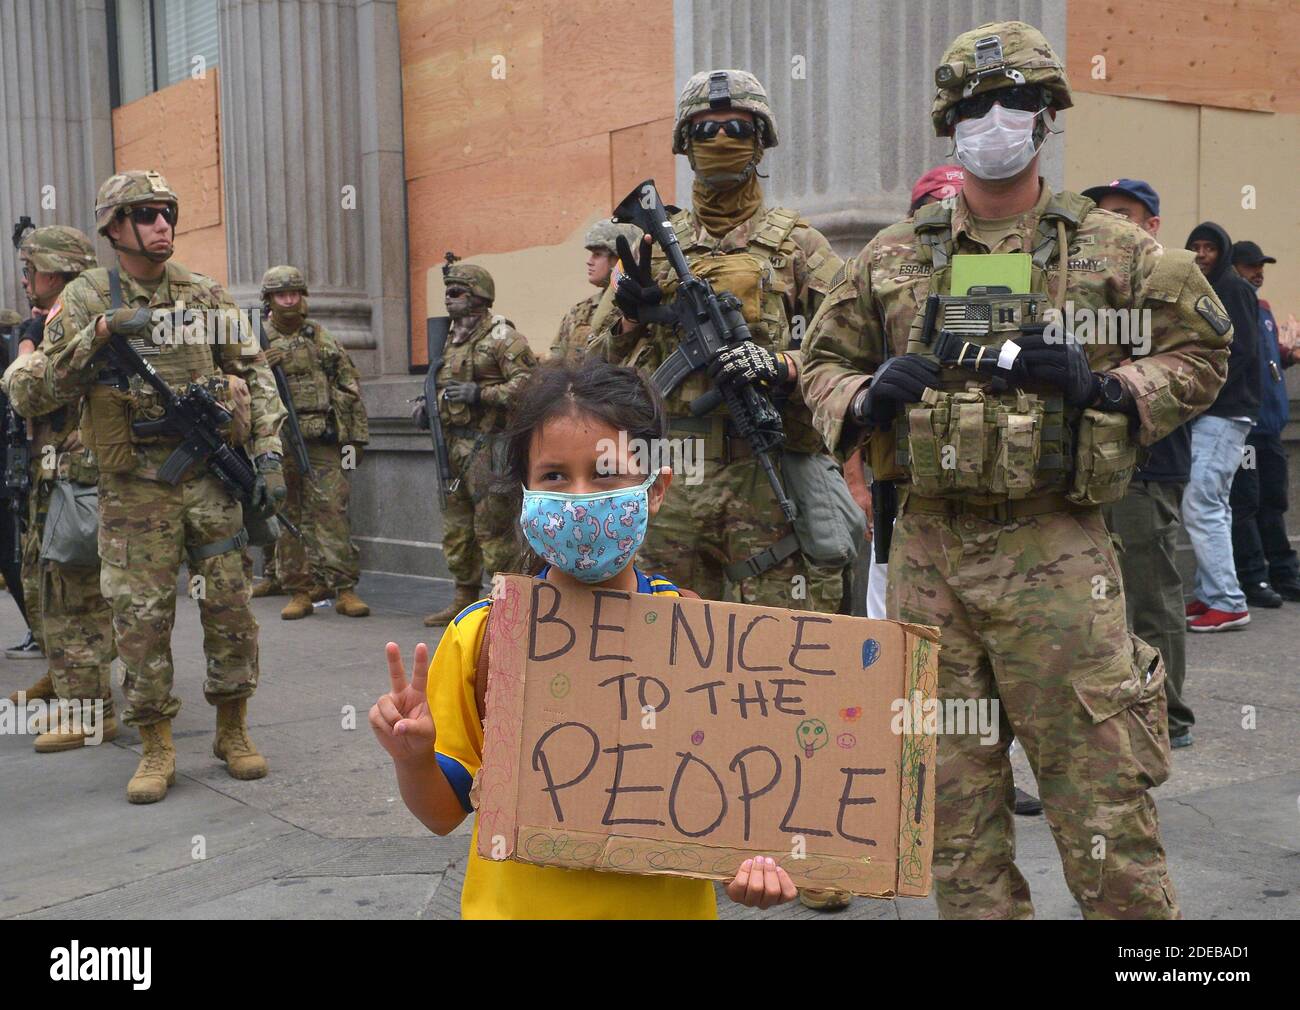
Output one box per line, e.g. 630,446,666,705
796,718,829,758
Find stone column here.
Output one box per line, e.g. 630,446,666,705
217,0,408,375
0,0,115,312
674,0,1067,256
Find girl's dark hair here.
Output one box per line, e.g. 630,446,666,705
504,359,669,487
498,359,669,575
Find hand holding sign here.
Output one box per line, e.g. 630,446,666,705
724,856,797,909
370,642,437,762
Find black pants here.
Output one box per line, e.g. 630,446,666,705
1230,431,1300,587
1104,480,1194,736
0,508,27,622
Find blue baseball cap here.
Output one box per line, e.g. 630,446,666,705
1082,178,1160,218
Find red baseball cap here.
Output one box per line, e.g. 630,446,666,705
910,165,965,209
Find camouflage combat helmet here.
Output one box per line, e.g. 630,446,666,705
94,170,180,234
443,261,494,303
583,220,642,256
931,21,1072,136
0,308,22,329
261,264,308,298
18,226,96,275
673,69,779,153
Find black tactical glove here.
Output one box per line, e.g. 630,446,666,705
1009,332,1099,408
708,341,785,392
94,306,153,350
613,234,663,323
410,397,430,430
851,354,942,426
443,380,480,404
251,453,286,511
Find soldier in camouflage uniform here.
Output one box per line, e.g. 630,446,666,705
550,221,641,365
39,171,288,804
255,265,370,621
593,70,847,615
3,226,117,749
801,23,1232,918
421,261,537,626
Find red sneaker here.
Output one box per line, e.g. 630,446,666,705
1185,599,1209,618
1187,608,1250,632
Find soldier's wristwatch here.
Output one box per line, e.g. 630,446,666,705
1095,372,1130,413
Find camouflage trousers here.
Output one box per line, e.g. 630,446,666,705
639,452,843,611
275,440,361,593
887,501,1179,919
444,434,517,587
41,558,116,715
98,469,259,728
24,478,115,710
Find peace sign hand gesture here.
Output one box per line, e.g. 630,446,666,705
370,642,437,763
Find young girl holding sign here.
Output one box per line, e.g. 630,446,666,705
371,361,796,918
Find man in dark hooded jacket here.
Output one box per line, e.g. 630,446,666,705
1183,222,1258,631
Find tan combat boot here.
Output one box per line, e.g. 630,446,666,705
280,591,314,620
34,705,119,753
7,671,56,706
335,588,370,618
213,698,269,780
251,577,284,598
424,584,481,628
127,720,176,804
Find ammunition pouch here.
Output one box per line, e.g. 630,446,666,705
676,252,765,328
84,380,136,473
1068,408,1138,506
63,449,99,486
898,387,1048,500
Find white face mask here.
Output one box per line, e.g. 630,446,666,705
954,104,1044,181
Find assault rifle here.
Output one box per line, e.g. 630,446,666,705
612,179,796,522
103,328,301,538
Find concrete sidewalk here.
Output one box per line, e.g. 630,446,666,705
1,572,1296,920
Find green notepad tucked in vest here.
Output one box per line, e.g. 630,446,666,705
949,253,1032,295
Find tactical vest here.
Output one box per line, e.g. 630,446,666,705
269,319,333,438
875,191,1126,503
82,265,233,473
630,207,834,454
438,313,517,436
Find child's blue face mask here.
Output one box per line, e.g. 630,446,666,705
520,472,657,583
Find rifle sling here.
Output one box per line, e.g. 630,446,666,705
187,528,249,565
724,532,800,582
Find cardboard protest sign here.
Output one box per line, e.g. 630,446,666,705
475,574,940,897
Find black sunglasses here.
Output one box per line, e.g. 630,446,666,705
690,118,757,141
953,85,1047,123
123,205,177,227
445,286,471,298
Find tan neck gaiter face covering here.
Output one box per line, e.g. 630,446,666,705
689,135,764,237
271,296,307,331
